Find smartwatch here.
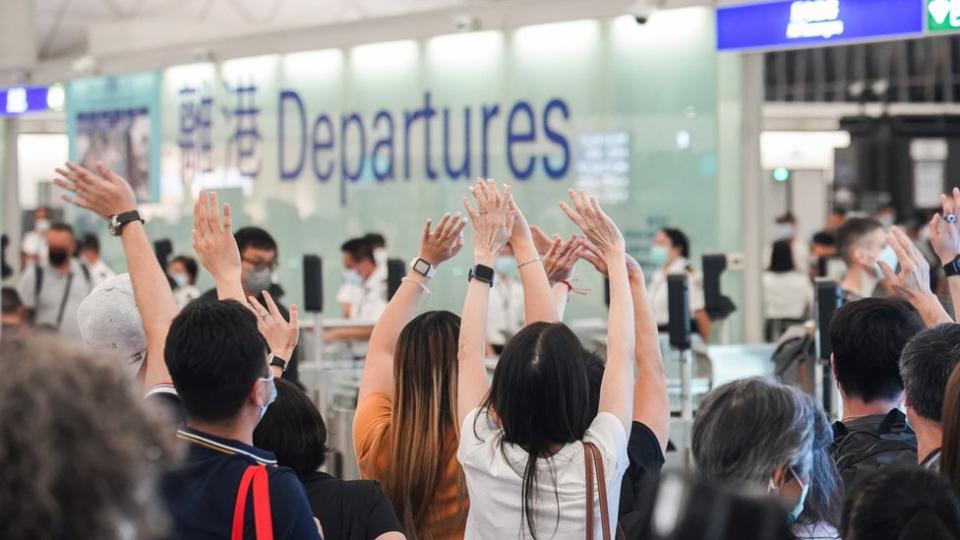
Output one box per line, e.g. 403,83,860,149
468,264,495,287
410,257,437,279
270,356,289,373
109,210,144,237
944,255,960,278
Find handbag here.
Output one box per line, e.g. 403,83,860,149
232,465,274,540
584,442,625,540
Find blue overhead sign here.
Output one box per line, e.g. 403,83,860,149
716,0,925,51
0,85,64,116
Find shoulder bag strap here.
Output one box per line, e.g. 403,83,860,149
232,466,259,540
585,442,596,540
251,466,275,540
587,443,614,540
54,271,75,330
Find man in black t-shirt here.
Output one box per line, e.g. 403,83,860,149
828,298,924,489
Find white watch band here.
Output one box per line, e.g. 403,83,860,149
410,257,437,279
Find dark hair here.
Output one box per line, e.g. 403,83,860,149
943,363,960,493
170,255,199,284
812,232,835,247
79,233,100,254
253,379,328,475
899,324,960,422
363,233,386,249
768,240,795,273
49,222,75,237
1,287,22,316
835,217,883,265
341,238,374,264
776,212,796,224
661,228,690,259
584,350,605,420
841,467,960,540
164,300,268,422
481,322,593,537
830,298,924,403
234,227,277,255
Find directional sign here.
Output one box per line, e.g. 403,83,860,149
928,0,960,31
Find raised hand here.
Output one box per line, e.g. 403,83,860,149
419,213,467,265
192,191,241,281
462,178,515,259
248,290,299,360
580,241,643,281
559,190,625,256
507,191,533,248
930,188,960,265
54,161,136,219
879,226,930,300
531,225,584,284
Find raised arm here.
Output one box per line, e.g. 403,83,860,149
930,189,960,320
582,243,669,450
54,162,176,392
358,213,466,402
560,190,636,432
458,178,514,425
879,226,953,327
531,226,583,321
507,195,558,324
193,191,298,377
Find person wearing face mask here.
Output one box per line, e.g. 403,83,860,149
647,227,712,341
168,255,201,310
835,217,896,302
772,213,810,273
20,207,51,268
16,222,94,341
328,237,387,348
193,226,303,382
692,378,840,540
486,244,525,354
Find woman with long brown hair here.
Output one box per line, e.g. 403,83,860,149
942,362,960,493
353,213,469,540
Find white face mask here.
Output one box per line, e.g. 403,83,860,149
874,244,898,279
35,219,50,233
373,247,387,267
170,272,189,289
775,224,795,240
343,269,363,285
494,256,516,276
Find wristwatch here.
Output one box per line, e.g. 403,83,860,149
109,210,144,236
944,255,960,278
468,264,495,287
410,257,437,279
270,356,289,373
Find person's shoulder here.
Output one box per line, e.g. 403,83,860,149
628,421,665,467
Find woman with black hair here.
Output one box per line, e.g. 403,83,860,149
647,227,712,341
254,378,405,540
762,239,813,341
456,181,645,538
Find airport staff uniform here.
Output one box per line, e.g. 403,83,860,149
486,275,524,351
648,257,705,328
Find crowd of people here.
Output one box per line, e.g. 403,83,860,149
2,161,960,540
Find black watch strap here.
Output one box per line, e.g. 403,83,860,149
944,256,960,277
468,264,495,287
270,356,288,372
111,210,144,236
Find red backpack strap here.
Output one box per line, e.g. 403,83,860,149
251,466,275,540
232,466,259,540
232,465,275,540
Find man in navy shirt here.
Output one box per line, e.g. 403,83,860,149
161,299,322,540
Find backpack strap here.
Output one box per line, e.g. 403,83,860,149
232,465,274,540
79,262,92,287
877,408,909,435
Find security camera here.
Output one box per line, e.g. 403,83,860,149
452,14,481,33
629,0,660,24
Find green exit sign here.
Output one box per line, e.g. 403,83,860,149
929,0,960,31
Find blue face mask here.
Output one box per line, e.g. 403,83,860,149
257,374,277,424
874,244,898,279
770,467,810,525
650,245,670,267
494,256,516,276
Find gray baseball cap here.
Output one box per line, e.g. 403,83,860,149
77,273,147,362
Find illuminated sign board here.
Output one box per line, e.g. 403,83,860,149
716,0,924,51
927,0,960,32
0,84,63,117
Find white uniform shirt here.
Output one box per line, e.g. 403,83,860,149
647,257,705,326
459,409,629,539
486,275,524,347
21,229,47,264
349,274,387,323
17,259,95,341
85,259,116,286
762,271,813,320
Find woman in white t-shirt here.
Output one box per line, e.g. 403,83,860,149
762,239,814,341
456,182,637,539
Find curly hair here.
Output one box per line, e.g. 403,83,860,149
0,338,179,540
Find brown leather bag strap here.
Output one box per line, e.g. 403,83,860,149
587,442,613,540
584,442,596,540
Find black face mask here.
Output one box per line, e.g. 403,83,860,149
48,249,69,266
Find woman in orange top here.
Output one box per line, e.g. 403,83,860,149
353,213,469,540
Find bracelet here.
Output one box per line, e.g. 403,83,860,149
517,256,542,269
402,276,431,294
559,279,574,292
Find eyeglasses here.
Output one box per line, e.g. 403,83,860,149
242,257,278,271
